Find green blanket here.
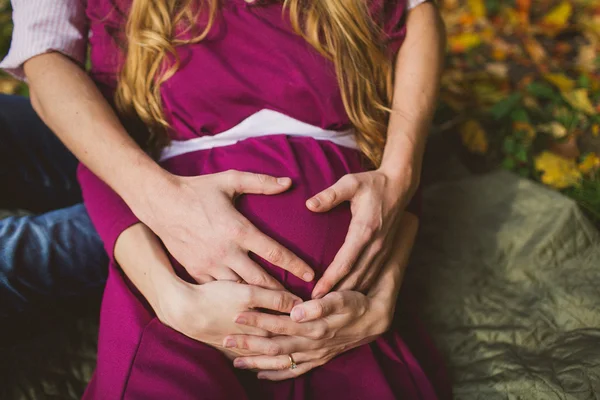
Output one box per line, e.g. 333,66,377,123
413,170,600,400
2,168,599,399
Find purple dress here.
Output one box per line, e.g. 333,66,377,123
78,0,451,398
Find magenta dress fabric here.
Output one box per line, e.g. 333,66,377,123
78,0,451,398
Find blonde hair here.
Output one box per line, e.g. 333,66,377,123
115,0,396,165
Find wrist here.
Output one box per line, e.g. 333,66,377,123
120,159,177,225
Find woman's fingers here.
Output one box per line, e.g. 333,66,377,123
242,224,315,283
228,253,284,290
222,335,285,356
233,353,309,371
235,311,327,339
221,170,292,196
257,361,319,381
306,174,359,212
290,292,347,322
244,286,303,314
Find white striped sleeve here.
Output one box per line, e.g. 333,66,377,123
0,0,88,81
407,0,430,10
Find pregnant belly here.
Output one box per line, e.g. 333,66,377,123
161,135,366,299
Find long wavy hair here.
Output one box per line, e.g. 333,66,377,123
115,0,397,165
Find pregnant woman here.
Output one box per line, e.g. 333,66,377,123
77,0,448,398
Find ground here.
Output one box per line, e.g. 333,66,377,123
0,0,599,221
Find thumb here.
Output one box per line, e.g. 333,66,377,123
222,170,292,196
306,175,359,213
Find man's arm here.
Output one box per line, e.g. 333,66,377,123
25,53,170,212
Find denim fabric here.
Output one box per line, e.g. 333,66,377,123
0,94,107,318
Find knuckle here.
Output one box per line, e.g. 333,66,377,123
342,174,360,188
254,173,269,183
328,291,345,307
246,274,268,287
322,189,337,203
309,325,327,340
266,345,282,356
271,323,288,335
227,220,249,240
266,247,285,265
274,294,288,312
371,239,385,255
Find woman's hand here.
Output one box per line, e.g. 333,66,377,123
307,168,417,297
115,223,304,360
157,279,303,360
137,170,315,289
226,290,391,379
224,213,419,380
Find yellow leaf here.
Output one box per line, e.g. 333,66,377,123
541,1,573,29
592,124,600,137
534,151,582,189
468,0,486,18
562,89,596,115
537,122,568,138
460,120,488,154
524,38,547,64
578,153,600,174
543,73,576,92
448,33,482,53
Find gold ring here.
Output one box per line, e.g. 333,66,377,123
288,354,297,370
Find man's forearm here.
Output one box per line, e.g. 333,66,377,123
23,52,170,211
380,2,446,184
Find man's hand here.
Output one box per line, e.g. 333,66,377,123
138,170,315,289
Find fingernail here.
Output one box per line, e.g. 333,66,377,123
303,272,314,282
235,316,248,325
257,373,266,380
225,338,236,348
307,198,320,208
291,308,305,322
234,359,247,369
277,177,291,186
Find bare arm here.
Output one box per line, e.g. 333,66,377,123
308,2,446,296
24,53,168,210
379,1,447,190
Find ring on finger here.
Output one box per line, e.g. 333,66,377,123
288,354,297,370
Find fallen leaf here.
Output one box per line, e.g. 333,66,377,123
562,88,597,115
460,120,488,154
534,151,582,189
448,33,483,53
538,121,568,138
541,1,573,31
468,0,486,18
524,37,548,64
579,153,600,174
544,73,576,92
592,124,600,137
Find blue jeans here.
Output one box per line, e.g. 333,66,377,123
0,94,107,319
